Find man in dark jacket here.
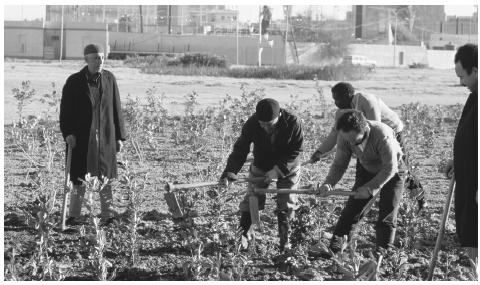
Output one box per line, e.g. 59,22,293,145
445,43,477,263
60,44,126,226
220,98,303,251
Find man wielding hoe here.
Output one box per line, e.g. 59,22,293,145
444,43,477,264
316,110,404,260
60,44,126,227
220,98,303,252
310,82,425,209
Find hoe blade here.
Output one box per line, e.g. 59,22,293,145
164,192,183,218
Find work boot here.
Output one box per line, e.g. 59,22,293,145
317,234,346,259
65,216,83,227
277,212,291,253
239,211,252,238
237,211,253,250
374,246,388,261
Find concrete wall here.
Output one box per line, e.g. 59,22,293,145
429,33,478,49
426,50,456,69
65,30,107,59
295,42,457,69
109,32,286,65
62,22,108,59
349,44,428,67
4,21,44,58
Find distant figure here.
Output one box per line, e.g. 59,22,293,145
60,44,127,227
261,5,272,39
444,43,477,264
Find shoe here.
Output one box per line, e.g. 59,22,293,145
65,217,82,227
329,234,346,254
308,240,335,259
277,212,291,253
99,216,115,227
238,212,253,250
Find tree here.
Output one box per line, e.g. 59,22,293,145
396,5,416,33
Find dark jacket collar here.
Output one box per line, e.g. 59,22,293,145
253,108,291,129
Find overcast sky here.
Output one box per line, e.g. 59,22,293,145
3,5,478,22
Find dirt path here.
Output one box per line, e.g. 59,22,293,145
4,59,469,124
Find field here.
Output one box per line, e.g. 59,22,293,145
3,60,477,281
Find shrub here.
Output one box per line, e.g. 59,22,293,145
179,53,227,68
408,62,428,69
227,64,371,81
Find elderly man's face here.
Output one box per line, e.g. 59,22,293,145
455,61,478,93
85,53,104,74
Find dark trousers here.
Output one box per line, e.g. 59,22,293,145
331,162,404,250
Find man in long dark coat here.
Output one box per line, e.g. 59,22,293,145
60,44,126,226
445,43,477,263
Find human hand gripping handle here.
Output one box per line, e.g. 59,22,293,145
354,186,374,200
220,172,238,187
116,140,123,153
316,183,332,197
66,135,76,148
264,168,279,183
309,150,323,164
444,159,454,180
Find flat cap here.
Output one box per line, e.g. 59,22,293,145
256,98,280,122
84,44,104,55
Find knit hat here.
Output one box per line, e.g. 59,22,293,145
256,98,280,122
84,44,104,56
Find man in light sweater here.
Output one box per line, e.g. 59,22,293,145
317,110,404,258
310,82,404,161
310,82,425,211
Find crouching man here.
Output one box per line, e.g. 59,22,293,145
317,110,404,258
220,98,303,252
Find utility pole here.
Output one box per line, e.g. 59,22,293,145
116,6,119,32
139,5,143,33
469,14,472,42
105,21,109,63
258,5,263,66
168,5,172,34
236,7,239,65
103,5,106,22
60,5,64,61
284,5,289,65
181,6,184,35
393,11,397,67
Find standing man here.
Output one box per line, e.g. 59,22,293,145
444,43,477,263
317,111,404,258
260,5,272,40
60,44,126,226
220,98,303,252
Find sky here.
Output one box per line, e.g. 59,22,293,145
3,5,478,22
